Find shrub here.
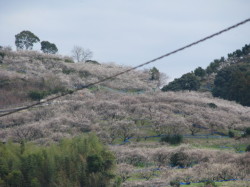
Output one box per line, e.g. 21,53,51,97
208,103,217,108
0,51,5,59
170,180,180,187
242,127,250,137
160,134,183,145
169,152,191,168
85,60,100,65
228,130,235,138
28,90,48,100
204,180,217,187
62,68,76,74
246,145,250,152
64,58,74,63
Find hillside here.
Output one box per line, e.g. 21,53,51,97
0,50,250,186
0,49,158,108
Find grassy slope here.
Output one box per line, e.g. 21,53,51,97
0,50,250,186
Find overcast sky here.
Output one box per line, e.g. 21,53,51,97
0,0,249,80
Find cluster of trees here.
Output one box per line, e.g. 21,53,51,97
15,30,58,54
14,30,94,62
0,134,115,187
212,63,250,106
161,73,200,91
161,43,250,107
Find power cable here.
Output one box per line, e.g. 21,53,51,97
0,18,249,118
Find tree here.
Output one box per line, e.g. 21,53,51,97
149,67,160,81
15,30,40,50
41,41,58,54
71,46,93,62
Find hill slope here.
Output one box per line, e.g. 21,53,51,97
0,49,250,186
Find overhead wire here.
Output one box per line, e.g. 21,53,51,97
0,18,249,118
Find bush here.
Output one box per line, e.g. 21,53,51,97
169,152,192,168
242,127,250,137
160,134,183,145
208,103,217,109
62,68,76,74
228,130,235,138
64,58,74,63
204,180,217,187
170,180,180,187
28,90,48,100
246,145,250,152
0,51,5,59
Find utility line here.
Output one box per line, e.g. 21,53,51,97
0,18,249,118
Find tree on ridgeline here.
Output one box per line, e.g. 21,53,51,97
71,46,93,62
15,30,40,50
41,41,58,54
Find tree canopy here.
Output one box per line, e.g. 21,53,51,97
212,63,250,106
162,73,200,91
41,41,58,54
15,31,40,50
0,134,115,187
149,67,160,81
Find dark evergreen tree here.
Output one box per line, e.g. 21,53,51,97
41,41,58,54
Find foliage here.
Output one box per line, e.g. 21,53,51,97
64,57,74,63
160,134,183,145
0,134,115,187
242,127,250,137
228,44,250,58
15,31,40,50
205,58,224,74
207,103,217,109
228,131,235,138
85,60,100,65
169,151,192,168
194,67,206,77
204,180,217,187
162,73,200,91
41,41,58,54
28,90,48,100
149,67,160,80
246,145,250,152
212,63,250,106
170,180,180,187
0,51,5,59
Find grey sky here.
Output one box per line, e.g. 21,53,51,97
0,0,249,80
